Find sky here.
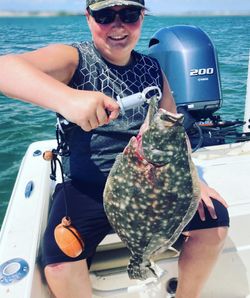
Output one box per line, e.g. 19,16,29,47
0,0,250,14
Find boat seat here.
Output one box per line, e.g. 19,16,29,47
90,232,185,272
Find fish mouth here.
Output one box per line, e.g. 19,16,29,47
159,109,184,124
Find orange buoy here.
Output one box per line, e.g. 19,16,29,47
43,150,54,161
54,217,84,258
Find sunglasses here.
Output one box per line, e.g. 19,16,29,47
88,7,142,25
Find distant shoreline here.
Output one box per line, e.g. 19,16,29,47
0,11,83,17
0,10,250,17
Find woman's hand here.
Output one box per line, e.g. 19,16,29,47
197,180,228,221
59,89,120,131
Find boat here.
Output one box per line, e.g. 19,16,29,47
0,25,250,297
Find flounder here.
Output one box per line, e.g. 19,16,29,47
103,96,200,280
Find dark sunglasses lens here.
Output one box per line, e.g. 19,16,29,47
91,9,116,24
90,8,141,24
120,8,141,23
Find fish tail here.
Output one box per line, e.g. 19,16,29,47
127,255,157,280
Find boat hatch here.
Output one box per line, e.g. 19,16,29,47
0,258,29,285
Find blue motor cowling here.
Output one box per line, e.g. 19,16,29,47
148,25,222,120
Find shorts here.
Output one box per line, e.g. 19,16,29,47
41,180,230,268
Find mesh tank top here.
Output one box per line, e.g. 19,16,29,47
61,41,163,184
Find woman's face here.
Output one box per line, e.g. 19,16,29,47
86,6,144,66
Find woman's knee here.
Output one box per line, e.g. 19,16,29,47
186,226,228,246
45,262,72,279
209,226,229,244
45,259,89,279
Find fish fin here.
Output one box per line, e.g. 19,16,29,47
103,153,124,200
107,153,123,178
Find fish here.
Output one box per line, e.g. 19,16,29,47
103,96,200,280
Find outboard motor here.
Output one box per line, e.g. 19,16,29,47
148,25,250,150
148,25,225,150
148,25,222,121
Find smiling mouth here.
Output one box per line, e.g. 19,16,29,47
108,35,128,41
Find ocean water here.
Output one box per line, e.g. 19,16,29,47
0,15,249,227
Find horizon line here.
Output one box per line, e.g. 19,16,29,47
0,10,250,17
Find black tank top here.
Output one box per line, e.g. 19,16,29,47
61,41,163,184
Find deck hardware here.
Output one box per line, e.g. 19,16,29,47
0,258,29,285
166,277,178,296
33,149,42,157
24,181,34,198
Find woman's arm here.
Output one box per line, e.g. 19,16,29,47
0,44,119,131
159,71,177,113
